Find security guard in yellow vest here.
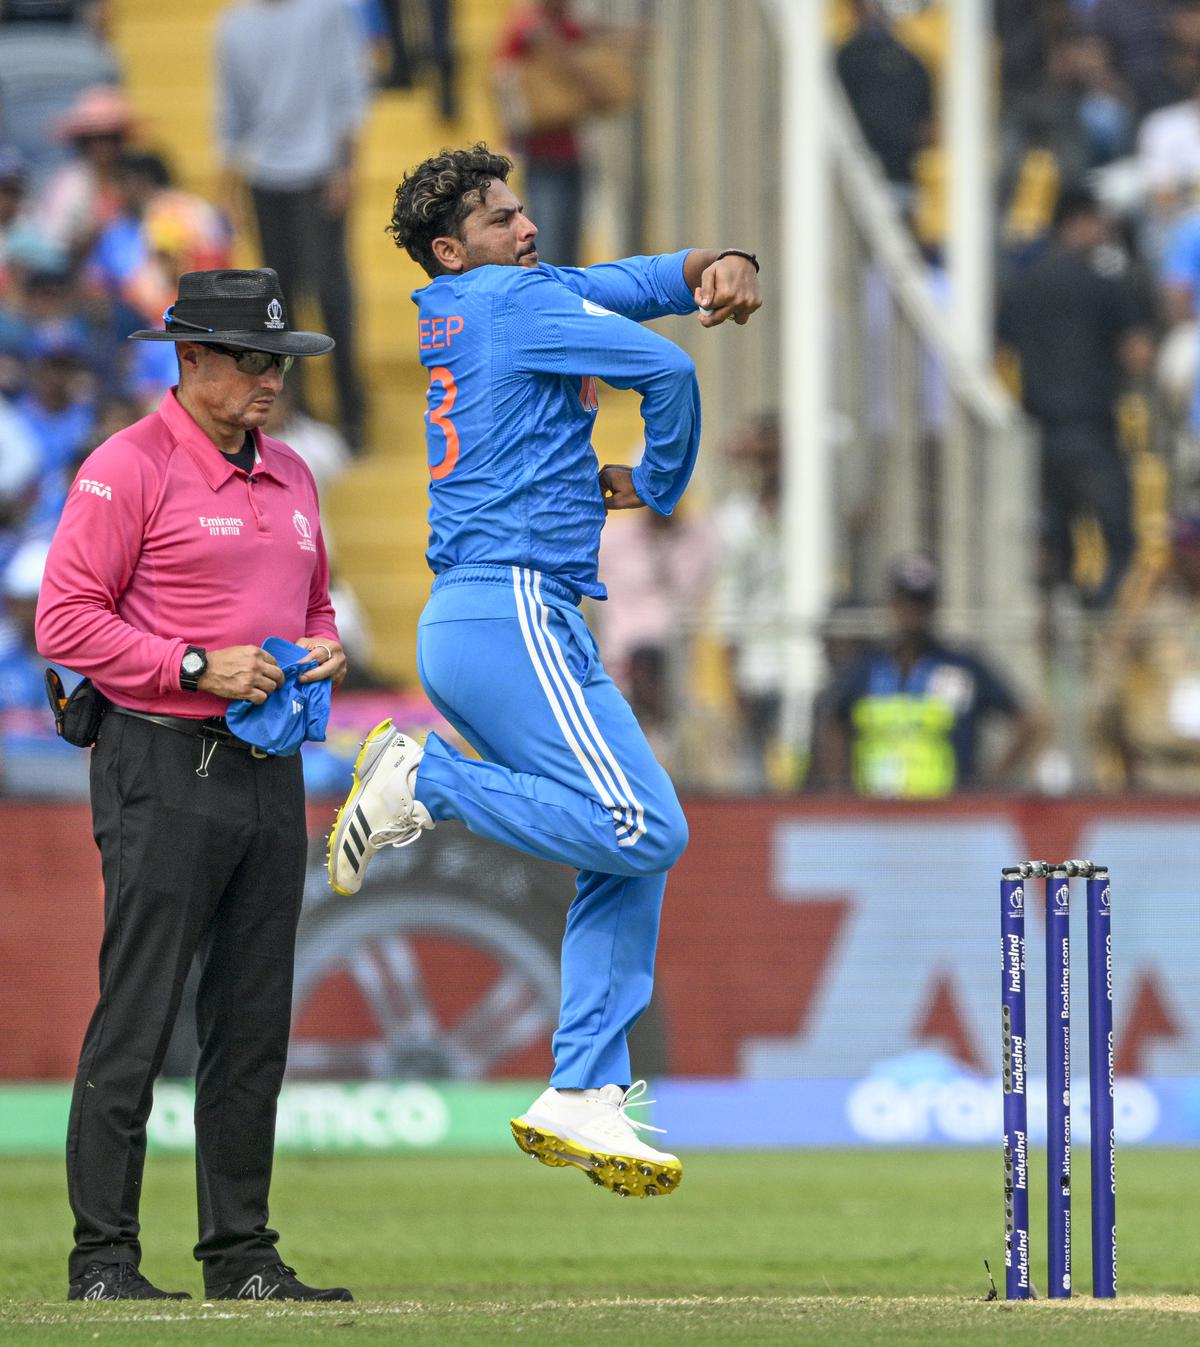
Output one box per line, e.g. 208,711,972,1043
819,557,1039,798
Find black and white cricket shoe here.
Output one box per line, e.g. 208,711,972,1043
207,1262,353,1301
327,717,432,896
68,1262,191,1300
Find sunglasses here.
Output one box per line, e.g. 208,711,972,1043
205,343,295,376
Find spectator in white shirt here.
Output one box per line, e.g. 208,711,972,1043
1137,75,1200,263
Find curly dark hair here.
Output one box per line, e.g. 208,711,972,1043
387,143,514,277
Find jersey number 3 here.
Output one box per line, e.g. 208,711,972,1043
427,366,459,480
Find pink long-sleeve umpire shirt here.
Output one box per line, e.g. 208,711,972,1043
36,388,340,719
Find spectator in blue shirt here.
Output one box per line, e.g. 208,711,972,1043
1161,205,1200,510
14,327,96,527
0,448,63,724
84,152,172,332
0,385,41,555
0,537,60,710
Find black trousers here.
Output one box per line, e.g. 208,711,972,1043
66,714,308,1286
1039,418,1134,608
250,181,366,445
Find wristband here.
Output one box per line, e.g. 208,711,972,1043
715,248,760,273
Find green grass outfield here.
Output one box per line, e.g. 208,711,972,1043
1,1150,1196,1345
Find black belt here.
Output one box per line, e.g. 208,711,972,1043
109,705,269,758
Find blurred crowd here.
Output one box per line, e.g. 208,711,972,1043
0,11,229,732
0,0,640,769
816,0,1200,797
0,0,460,752
595,418,1040,800
591,0,1200,800
12,0,1200,801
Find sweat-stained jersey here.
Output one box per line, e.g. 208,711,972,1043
412,251,702,600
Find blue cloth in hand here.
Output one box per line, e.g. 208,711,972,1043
225,636,331,756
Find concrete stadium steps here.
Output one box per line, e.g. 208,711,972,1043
323,461,432,661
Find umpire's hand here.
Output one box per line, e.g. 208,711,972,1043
198,646,285,704
296,637,349,689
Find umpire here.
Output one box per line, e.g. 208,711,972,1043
36,269,352,1302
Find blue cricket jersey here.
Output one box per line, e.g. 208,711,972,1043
412,250,701,600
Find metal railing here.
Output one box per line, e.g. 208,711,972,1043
828,77,1039,649
579,0,1048,784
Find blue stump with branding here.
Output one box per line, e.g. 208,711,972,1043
1046,865,1072,1298
1087,868,1117,1298
1001,867,1032,1299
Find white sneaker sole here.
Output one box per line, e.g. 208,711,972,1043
510,1114,682,1198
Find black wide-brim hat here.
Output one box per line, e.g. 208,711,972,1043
128,267,334,356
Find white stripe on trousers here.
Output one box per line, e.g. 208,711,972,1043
518,568,635,837
510,566,645,847
529,571,646,845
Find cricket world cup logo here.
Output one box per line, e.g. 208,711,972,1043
293,510,316,553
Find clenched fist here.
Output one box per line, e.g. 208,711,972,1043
198,646,284,704
598,463,645,510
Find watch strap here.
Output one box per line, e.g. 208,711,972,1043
715,248,760,273
180,644,207,692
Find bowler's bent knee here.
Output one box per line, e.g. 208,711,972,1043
617,799,688,876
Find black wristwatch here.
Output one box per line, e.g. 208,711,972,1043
180,645,207,692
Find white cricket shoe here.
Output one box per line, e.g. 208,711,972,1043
511,1081,682,1197
327,718,433,896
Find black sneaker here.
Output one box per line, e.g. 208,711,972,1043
68,1262,192,1301
207,1263,353,1301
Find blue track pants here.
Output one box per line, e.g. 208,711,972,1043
413,565,688,1087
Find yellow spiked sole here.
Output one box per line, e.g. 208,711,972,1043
326,717,396,897
509,1119,682,1198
